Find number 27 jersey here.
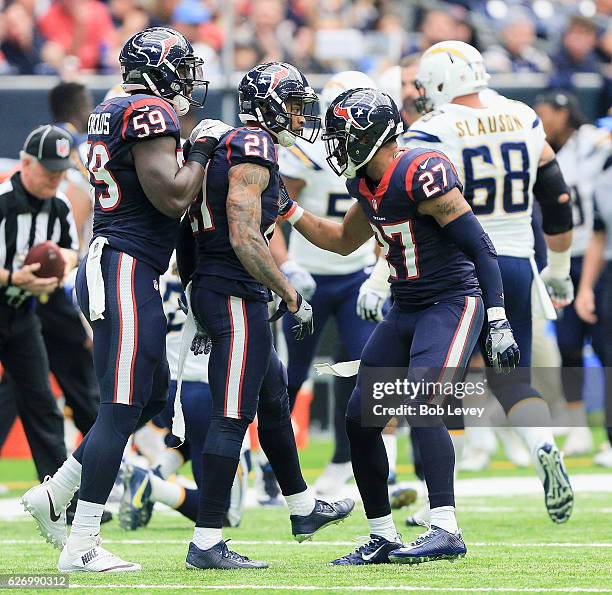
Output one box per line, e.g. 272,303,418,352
400,94,545,258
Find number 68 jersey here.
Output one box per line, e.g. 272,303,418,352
400,93,545,258
86,93,182,273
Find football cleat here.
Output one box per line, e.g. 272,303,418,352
405,499,431,527
389,525,467,564
21,477,67,549
390,486,418,510
58,536,141,573
594,445,612,468
563,426,594,456
118,465,154,531
312,462,353,499
535,443,574,523
331,534,403,565
185,541,268,570
255,461,283,506
291,498,354,542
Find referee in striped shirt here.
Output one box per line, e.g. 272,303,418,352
0,124,79,481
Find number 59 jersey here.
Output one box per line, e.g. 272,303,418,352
87,93,182,273
400,93,545,258
278,138,375,275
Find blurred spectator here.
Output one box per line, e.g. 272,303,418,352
483,11,552,74
234,31,261,72
550,15,603,87
38,0,115,72
0,3,49,74
400,53,423,127
404,8,458,56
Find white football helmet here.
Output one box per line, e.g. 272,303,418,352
319,70,377,122
416,40,490,109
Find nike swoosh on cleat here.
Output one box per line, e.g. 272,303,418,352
47,491,61,522
361,545,387,561
132,476,149,509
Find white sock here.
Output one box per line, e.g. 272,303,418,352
154,450,184,480
70,499,104,538
149,475,184,508
285,488,316,516
368,513,399,542
192,527,222,551
49,456,81,509
430,505,458,533
382,434,397,474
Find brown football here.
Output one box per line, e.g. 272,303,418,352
24,241,65,278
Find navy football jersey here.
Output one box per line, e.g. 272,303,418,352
190,126,280,301
87,93,182,273
348,148,480,308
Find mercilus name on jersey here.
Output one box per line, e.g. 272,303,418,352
455,114,524,138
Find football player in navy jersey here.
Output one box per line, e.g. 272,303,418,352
279,88,520,565
21,27,232,573
179,62,354,570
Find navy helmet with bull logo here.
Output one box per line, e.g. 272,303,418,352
119,27,208,116
238,61,320,147
323,88,403,178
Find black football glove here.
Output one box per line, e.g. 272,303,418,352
178,297,212,356
486,319,520,374
269,292,313,340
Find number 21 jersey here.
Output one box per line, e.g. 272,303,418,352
87,93,182,273
400,93,545,258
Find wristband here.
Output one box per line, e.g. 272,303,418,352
546,247,571,278
186,137,218,167
284,203,304,225
487,307,506,322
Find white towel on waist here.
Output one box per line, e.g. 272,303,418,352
530,257,557,321
85,237,109,321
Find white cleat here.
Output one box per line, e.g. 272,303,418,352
563,426,594,456
535,443,574,524
496,427,531,468
20,477,67,550
405,499,431,527
313,462,353,499
458,448,491,472
58,536,141,573
594,446,612,468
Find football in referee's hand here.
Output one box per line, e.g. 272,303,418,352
24,241,65,278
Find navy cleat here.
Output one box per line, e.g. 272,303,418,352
390,486,418,510
291,498,354,542
389,525,467,564
118,465,154,531
331,534,403,565
185,540,268,570
536,443,574,524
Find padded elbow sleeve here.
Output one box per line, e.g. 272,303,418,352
533,159,573,235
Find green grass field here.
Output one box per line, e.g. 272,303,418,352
1,437,612,594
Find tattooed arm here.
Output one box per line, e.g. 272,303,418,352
416,187,471,227
227,162,298,310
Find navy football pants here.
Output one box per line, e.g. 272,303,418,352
74,248,169,504
347,296,483,519
283,270,375,463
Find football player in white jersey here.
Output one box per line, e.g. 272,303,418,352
535,92,611,456
270,71,379,498
400,40,575,524
119,260,249,529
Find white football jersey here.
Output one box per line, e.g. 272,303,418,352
278,138,375,275
160,267,208,383
555,125,611,257
400,94,546,258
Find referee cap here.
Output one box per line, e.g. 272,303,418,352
22,124,75,171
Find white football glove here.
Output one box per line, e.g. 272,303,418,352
280,260,316,301
189,118,233,145
540,266,574,308
356,284,388,322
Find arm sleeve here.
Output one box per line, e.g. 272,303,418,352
442,211,505,311
121,98,181,142
176,214,196,289
225,128,278,171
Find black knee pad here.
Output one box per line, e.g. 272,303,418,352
203,416,249,459
98,403,141,441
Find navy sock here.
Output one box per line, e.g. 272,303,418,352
177,487,199,522
195,453,238,528
331,376,352,464
346,418,390,519
412,426,455,508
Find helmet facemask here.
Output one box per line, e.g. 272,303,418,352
413,80,434,115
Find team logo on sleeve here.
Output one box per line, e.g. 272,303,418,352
332,90,377,130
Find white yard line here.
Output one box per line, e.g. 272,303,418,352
67,585,612,593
